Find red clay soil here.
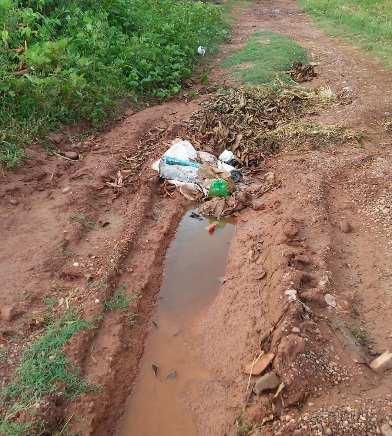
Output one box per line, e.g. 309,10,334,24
1,0,392,435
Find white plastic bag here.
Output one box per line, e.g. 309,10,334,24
152,139,198,172
219,149,235,163
158,160,199,183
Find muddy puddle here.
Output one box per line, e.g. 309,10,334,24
117,208,235,436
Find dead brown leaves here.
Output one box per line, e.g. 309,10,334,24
186,85,328,167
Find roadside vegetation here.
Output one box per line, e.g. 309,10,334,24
301,0,392,64
222,31,307,84
0,0,228,168
0,312,92,435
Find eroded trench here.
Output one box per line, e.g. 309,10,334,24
116,208,235,436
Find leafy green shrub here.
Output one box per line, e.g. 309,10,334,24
0,0,228,166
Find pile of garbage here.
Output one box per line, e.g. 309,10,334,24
186,86,325,166
152,139,241,200
152,138,275,218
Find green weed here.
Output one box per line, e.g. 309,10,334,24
351,325,369,346
1,312,93,433
0,0,228,168
4,313,92,403
300,0,392,65
222,31,307,84
104,285,140,312
0,141,25,169
0,420,31,436
104,292,130,312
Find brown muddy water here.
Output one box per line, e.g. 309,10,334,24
117,208,235,436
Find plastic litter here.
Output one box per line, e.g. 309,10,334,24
162,156,200,168
166,180,204,201
197,46,206,56
151,139,198,172
159,159,199,183
153,139,242,201
219,150,235,163
198,151,217,165
208,179,230,198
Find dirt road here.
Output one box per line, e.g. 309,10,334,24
1,0,392,434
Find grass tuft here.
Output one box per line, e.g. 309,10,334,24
272,121,362,149
222,31,308,84
104,285,140,312
1,312,93,433
0,142,25,169
300,0,392,65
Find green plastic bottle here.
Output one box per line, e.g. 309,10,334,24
208,179,230,198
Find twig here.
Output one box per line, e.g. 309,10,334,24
244,351,265,409
52,151,75,162
59,413,74,435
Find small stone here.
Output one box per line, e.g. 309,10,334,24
324,293,337,308
339,220,352,233
370,351,392,373
73,262,79,267
325,428,332,435
9,198,19,205
63,151,79,160
253,371,281,395
62,186,71,194
292,327,300,334
244,352,275,376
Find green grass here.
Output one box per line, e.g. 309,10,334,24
0,141,25,168
222,31,307,84
300,0,392,65
104,287,130,311
104,284,140,312
0,0,228,168
1,312,92,434
0,420,31,436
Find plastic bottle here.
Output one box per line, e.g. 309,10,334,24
208,179,230,198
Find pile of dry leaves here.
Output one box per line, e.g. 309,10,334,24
186,85,338,166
